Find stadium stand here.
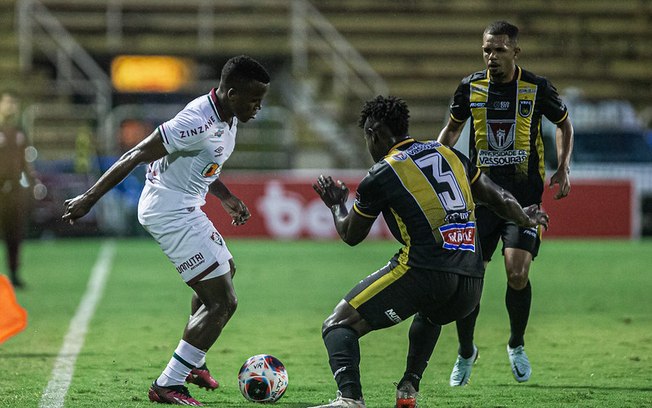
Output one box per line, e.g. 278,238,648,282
6,0,652,166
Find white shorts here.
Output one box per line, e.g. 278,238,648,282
141,207,233,285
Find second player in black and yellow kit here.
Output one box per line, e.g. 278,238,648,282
309,96,549,408
439,21,574,387
450,65,567,206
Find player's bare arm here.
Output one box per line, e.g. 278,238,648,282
472,172,549,230
209,179,250,226
312,175,374,246
62,130,168,224
437,117,465,147
549,117,574,200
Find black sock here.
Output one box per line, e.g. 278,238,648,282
323,325,362,400
506,281,531,348
456,304,480,358
402,314,442,392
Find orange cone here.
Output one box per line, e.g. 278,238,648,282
0,275,27,344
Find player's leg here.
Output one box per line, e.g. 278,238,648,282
317,300,371,406
143,211,233,404
449,206,499,386
395,313,441,408
503,247,533,346
310,262,420,408
502,224,541,382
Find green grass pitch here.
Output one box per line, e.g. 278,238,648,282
0,238,651,407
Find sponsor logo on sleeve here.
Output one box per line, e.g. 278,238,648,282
201,163,219,177
439,221,476,251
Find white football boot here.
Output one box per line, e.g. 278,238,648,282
449,345,479,386
507,345,531,382
308,391,366,407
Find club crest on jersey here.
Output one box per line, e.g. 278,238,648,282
201,163,219,177
518,100,533,118
439,221,476,252
487,120,515,151
210,230,223,246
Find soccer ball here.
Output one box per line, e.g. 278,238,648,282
238,354,288,403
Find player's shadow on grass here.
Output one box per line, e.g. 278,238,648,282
497,384,652,392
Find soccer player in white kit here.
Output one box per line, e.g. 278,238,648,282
63,55,270,406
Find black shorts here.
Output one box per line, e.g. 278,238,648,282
476,206,542,262
343,260,483,329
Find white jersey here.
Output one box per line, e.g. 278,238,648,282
138,88,237,224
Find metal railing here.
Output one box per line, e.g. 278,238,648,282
290,0,388,167
17,0,112,122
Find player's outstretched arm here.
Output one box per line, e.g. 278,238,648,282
209,179,250,226
62,130,168,224
471,173,549,230
312,175,374,246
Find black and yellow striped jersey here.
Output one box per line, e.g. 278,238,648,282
353,138,484,278
450,66,568,206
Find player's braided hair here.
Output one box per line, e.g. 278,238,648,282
221,55,270,88
358,95,410,138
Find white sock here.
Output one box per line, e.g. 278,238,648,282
157,340,206,387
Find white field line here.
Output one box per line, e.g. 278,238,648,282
39,240,116,408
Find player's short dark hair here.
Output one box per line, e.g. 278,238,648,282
358,95,410,138
220,55,270,89
484,20,519,44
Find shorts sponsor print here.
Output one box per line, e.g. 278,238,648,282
141,209,232,284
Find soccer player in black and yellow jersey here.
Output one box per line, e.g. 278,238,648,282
309,95,549,408
438,21,574,386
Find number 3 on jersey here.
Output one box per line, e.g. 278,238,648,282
414,153,467,212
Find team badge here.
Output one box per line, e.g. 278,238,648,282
518,100,533,118
487,120,515,151
201,163,219,177
210,231,223,246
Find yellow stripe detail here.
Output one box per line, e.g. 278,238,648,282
353,203,377,219
450,113,465,123
349,263,410,308
515,81,537,176
554,110,568,124
470,167,481,184
390,208,411,261
470,78,490,160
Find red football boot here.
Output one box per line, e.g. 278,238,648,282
148,381,203,406
186,365,219,390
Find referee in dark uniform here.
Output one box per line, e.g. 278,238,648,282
309,95,549,408
438,21,574,386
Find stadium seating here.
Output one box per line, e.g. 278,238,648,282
5,0,651,166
